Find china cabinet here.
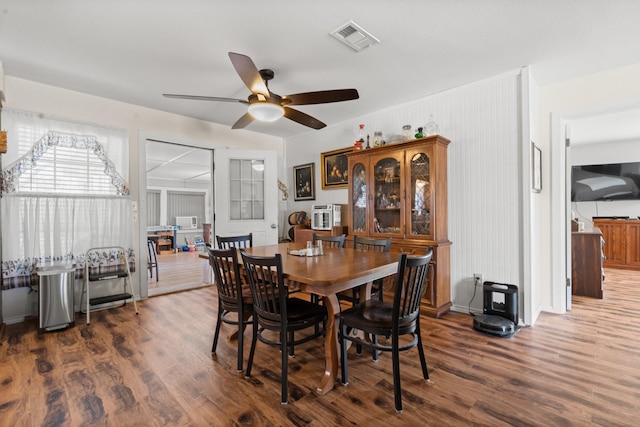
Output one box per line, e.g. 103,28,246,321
346,135,451,317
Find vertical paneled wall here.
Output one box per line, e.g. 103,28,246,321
285,71,523,313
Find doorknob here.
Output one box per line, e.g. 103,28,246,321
271,224,277,228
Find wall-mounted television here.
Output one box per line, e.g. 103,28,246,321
571,162,640,201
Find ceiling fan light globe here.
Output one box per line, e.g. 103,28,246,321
248,102,284,122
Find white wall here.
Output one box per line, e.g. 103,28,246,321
1,76,283,323
285,70,526,319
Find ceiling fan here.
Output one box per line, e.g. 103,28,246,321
163,52,359,130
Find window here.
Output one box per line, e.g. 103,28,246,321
16,142,119,195
229,159,264,220
1,109,131,290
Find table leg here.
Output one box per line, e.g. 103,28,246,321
316,293,340,395
316,282,372,395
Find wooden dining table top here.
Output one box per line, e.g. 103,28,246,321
242,242,399,296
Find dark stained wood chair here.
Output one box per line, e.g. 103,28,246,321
353,235,392,252
147,239,159,281
350,236,392,302
216,233,253,249
208,247,254,372
240,250,327,405
312,233,346,248
339,249,433,412
310,233,347,310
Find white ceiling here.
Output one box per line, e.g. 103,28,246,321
146,140,212,184
2,1,640,180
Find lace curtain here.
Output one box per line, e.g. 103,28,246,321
1,109,133,290
1,108,128,176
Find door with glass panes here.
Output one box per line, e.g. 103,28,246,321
214,149,278,246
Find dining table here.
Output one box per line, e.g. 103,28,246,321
242,242,399,395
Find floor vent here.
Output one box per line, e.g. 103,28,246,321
330,21,380,52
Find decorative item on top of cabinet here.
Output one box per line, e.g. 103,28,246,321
424,114,440,136
346,135,452,318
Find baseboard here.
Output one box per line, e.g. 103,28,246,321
148,282,211,297
3,315,30,325
450,303,481,316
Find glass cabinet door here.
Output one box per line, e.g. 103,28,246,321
351,161,368,234
371,155,403,236
408,150,431,238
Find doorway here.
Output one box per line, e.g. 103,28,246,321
145,139,214,296
553,105,640,312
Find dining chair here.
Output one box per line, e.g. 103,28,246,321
351,236,392,302
339,249,433,413
309,233,346,309
353,236,392,252
216,233,253,249
312,233,346,248
209,247,254,372
147,239,159,281
240,250,327,405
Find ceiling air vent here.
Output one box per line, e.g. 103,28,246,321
330,21,380,52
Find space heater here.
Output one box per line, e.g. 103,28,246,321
473,282,520,338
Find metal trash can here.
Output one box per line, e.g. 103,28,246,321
36,261,76,333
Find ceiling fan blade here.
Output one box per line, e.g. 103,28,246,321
163,94,248,104
228,52,270,98
283,89,359,106
231,112,255,129
284,107,326,129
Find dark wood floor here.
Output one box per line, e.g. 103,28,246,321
1,268,639,426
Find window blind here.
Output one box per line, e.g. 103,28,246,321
16,144,117,195
147,190,161,226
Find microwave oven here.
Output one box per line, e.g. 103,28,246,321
176,216,197,230
311,204,342,230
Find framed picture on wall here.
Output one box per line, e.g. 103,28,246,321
293,163,315,201
532,142,542,192
320,147,351,189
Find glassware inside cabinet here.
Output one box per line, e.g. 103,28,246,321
373,157,401,235
351,162,367,233
409,152,431,236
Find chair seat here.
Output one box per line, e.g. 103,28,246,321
287,297,327,324
341,300,415,333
